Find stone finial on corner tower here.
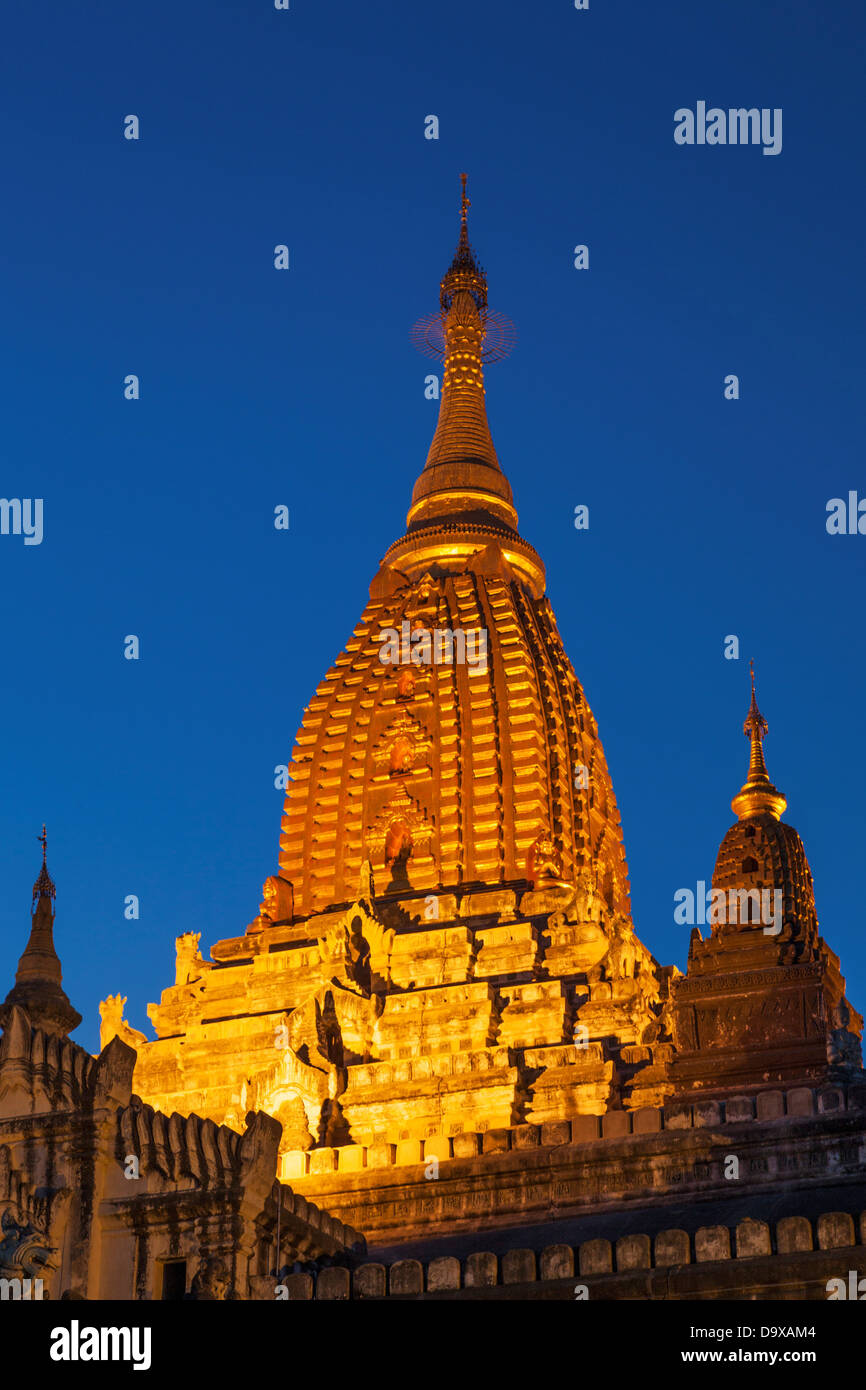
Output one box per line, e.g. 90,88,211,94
0,827,82,1037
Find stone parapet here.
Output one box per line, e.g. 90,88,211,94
281,1081,863,1177
289,1081,866,1244
274,1206,866,1299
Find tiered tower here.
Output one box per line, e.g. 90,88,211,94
277,175,626,914
127,183,671,1166
670,666,862,1093
0,828,81,1037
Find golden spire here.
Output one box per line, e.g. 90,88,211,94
730,662,787,821
390,178,544,595
408,174,517,534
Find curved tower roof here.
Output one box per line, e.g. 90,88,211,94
277,183,631,920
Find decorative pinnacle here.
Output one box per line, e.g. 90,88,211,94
440,171,486,310
731,663,787,821
395,177,542,594
410,175,515,362
460,173,470,237
743,659,768,744
32,823,56,904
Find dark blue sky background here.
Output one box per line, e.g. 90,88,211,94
2,0,864,1053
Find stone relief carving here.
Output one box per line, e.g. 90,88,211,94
526,830,564,888
186,1256,240,1301
246,875,293,934
0,1207,56,1282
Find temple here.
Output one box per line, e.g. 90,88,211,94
2,181,865,1301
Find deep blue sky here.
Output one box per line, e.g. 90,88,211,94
2,0,864,1054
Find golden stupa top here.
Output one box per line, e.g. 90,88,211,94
730,663,787,821
388,177,544,597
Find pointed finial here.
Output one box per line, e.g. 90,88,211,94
32,824,56,904
744,659,769,743
436,172,487,310
731,664,786,821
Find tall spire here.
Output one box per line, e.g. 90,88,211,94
0,828,82,1037
730,663,787,821
408,174,516,534
388,177,545,596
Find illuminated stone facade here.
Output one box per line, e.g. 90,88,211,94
128,196,671,1165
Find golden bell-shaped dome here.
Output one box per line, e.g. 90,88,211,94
277,181,629,917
